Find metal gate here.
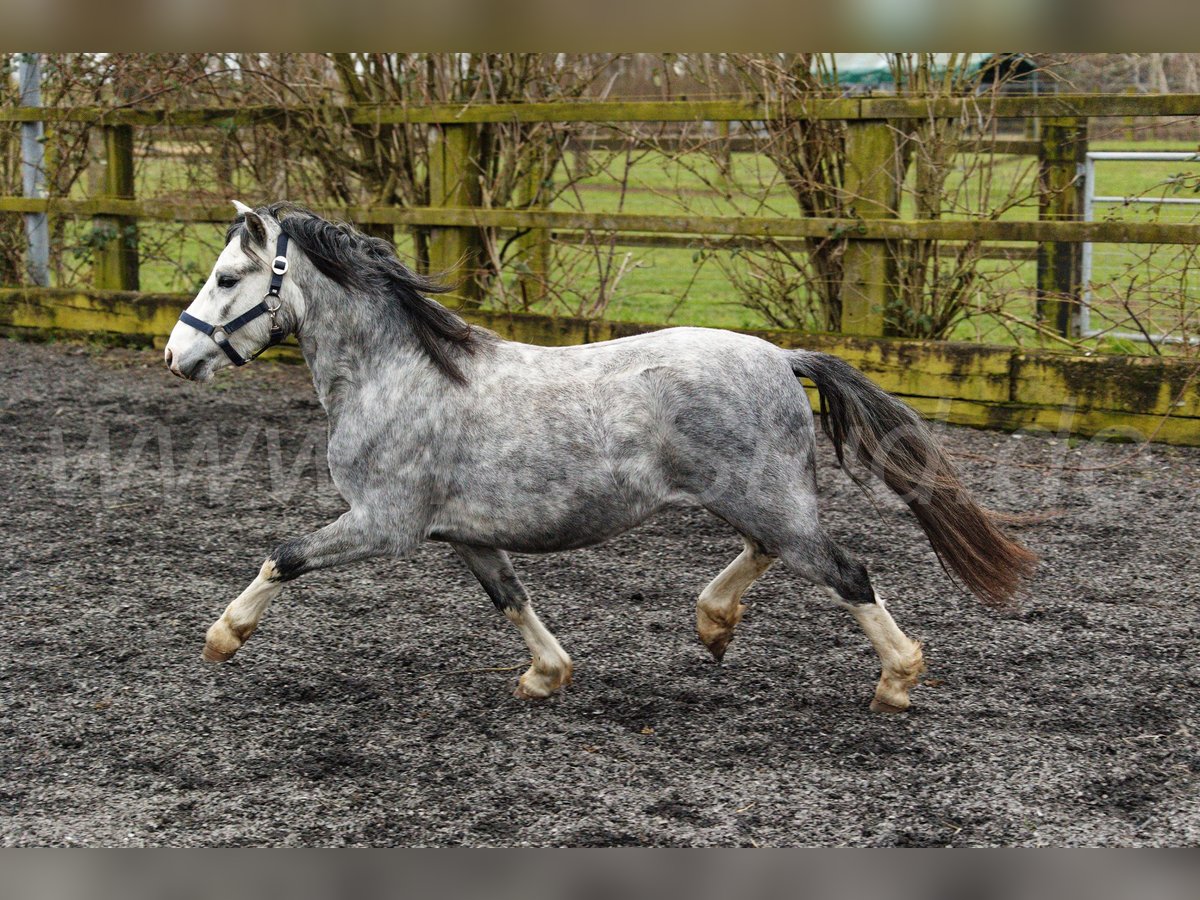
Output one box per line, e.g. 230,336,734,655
1082,150,1200,344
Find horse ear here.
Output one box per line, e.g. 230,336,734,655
242,211,268,248
231,200,267,247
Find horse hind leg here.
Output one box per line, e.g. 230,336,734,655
696,539,775,663
781,533,925,713
849,598,925,714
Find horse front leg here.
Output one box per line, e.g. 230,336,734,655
203,511,390,662
451,544,573,699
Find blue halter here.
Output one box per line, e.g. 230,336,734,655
177,233,289,367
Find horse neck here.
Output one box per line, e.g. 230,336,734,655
294,274,429,411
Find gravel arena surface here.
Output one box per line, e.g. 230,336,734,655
1,337,1198,847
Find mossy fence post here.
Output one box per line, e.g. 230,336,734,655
839,119,899,336
1037,117,1087,338
716,120,732,177
94,124,138,291
515,146,550,306
427,122,482,306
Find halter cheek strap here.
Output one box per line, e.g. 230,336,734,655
178,232,290,367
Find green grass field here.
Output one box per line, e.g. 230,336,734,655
65,138,1200,354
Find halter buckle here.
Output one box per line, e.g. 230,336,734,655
264,295,282,329
271,256,289,276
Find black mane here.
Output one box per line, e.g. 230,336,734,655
227,202,482,383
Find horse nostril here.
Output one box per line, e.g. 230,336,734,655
164,347,173,367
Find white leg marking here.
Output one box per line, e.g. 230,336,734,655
203,560,284,662
847,595,925,712
507,604,573,699
697,540,775,661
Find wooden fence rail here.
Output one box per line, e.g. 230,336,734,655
3,93,1200,125
4,198,1200,245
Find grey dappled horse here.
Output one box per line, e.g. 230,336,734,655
165,202,1035,713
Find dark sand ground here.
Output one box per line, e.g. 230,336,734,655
1,338,1196,846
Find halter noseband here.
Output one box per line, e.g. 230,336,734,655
177,232,290,367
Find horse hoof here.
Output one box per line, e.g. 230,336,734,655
870,697,908,714
697,604,743,665
513,661,571,700
202,643,236,663
204,617,251,663
705,634,732,664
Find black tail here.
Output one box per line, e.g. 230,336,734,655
788,350,1036,607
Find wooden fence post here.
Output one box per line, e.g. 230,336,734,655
1037,117,1087,338
427,123,482,305
840,120,899,336
716,120,732,178
515,149,550,306
94,124,138,291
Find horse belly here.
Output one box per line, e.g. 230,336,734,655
431,458,678,553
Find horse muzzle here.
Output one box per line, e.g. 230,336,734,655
163,343,214,382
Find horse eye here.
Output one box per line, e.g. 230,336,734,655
217,275,240,289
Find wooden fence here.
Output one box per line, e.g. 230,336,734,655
1,94,1199,444
2,286,1197,446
